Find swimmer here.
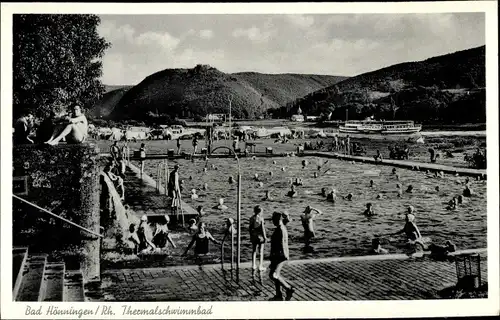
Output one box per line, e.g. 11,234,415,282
447,198,457,210
320,187,327,197
281,167,286,172
326,190,337,202
344,193,353,201
396,183,402,189
407,205,416,216
313,172,318,178
287,185,298,198
228,176,234,184
203,167,208,173
406,185,414,193
263,190,274,201
435,186,440,192
254,173,260,181
464,177,470,185
269,171,273,177
252,156,256,160
211,164,216,170
190,189,199,200
371,238,388,254
392,168,397,175
463,185,473,197
300,206,323,247
370,180,374,187
196,205,205,218
397,190,403,198
376,194,383,200
213,198,228,211
363,203,375,216
293,178,303,186
189,175,193,180
258,182,264,188
188,218,198,233
428,240,456,258
302,159,308,169
273,160,277,165
457,195,464,204
391,211,422,242
395,174,400,181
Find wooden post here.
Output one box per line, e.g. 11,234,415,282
231,228,234,271
156,164,160,193
236,173,241,282
164,160,168,195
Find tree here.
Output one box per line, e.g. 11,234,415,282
13,14,110,120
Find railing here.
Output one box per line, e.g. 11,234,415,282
12,194,104,238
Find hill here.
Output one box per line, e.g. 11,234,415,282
233,72,347,106
105,64,345,121
90,86,132,118
276,46,486,124
104,85,132,93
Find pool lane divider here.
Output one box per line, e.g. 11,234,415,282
126,162,199,220
109,247,488,273
306,151,487,178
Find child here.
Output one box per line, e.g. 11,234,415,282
371,238,388,254
364,203,375,216
287,185,298,198
152,215,177,249
191,189,199,200
213,198,228,210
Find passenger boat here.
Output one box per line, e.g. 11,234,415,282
339,120,422,134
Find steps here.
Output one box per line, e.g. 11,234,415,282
16,254,47,301
12,247,29,299
39,263,65,301
12,247,85,302
63,270,85,302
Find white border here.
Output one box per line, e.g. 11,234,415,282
1,2,498,319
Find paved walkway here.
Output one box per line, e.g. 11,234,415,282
89,252,487,301
307,151,486,177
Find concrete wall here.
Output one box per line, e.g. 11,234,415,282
12,143,101,282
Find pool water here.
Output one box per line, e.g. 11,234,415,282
141,156,487,262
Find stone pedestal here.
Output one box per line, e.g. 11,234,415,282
13,143,101,282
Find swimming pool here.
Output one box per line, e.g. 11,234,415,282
140,156,487,261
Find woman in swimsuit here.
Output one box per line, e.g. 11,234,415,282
182,222,219,257
249,205,268,271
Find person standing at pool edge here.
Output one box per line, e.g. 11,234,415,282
168,165,181,214
176,138,181,155
249,205,268,271
192,136,198,158
269,211,294,301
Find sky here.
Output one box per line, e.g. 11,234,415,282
97,13,485,85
